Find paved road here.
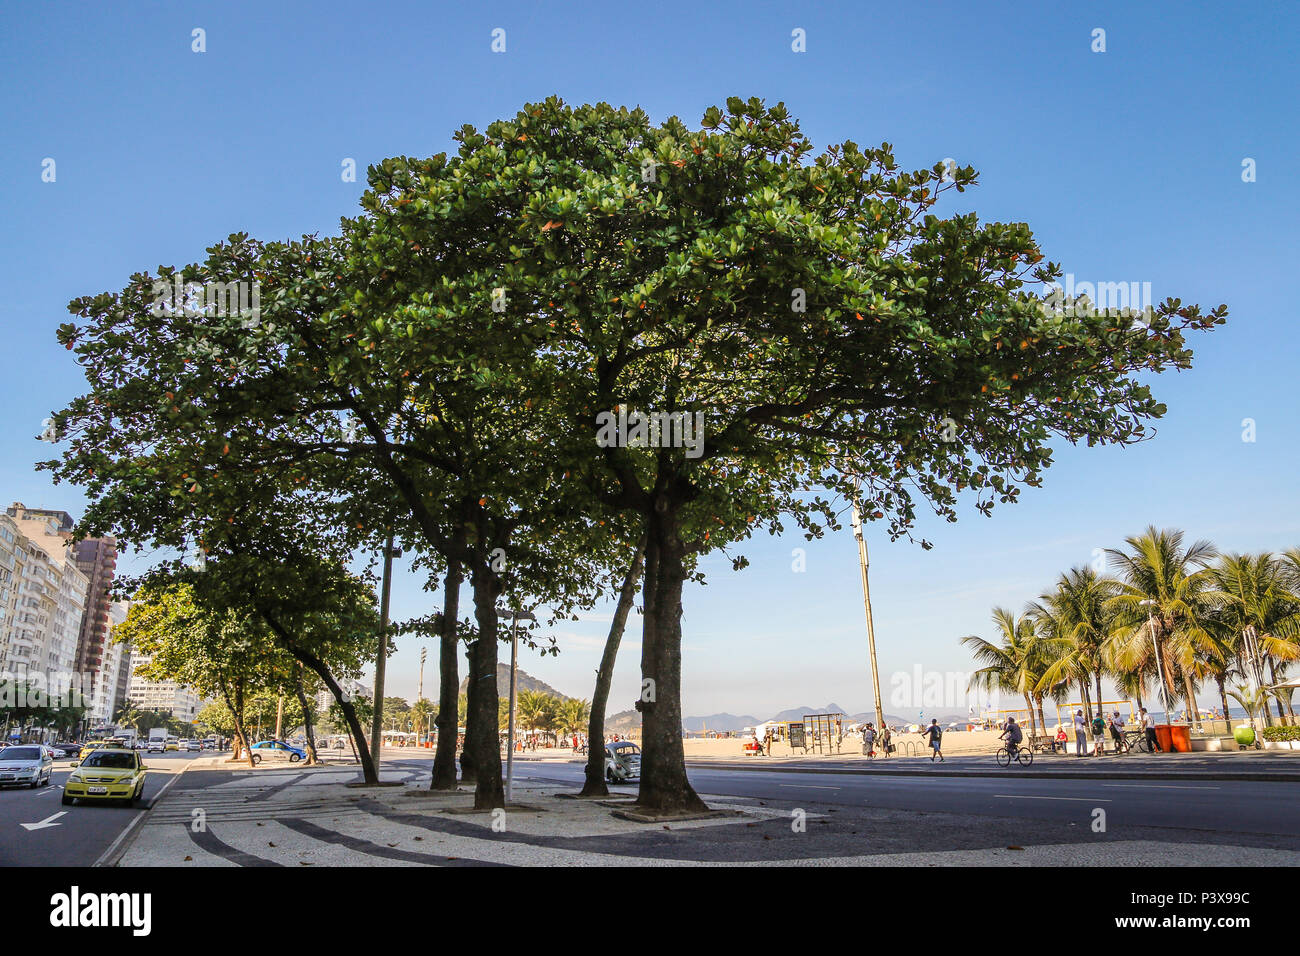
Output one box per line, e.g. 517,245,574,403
506,759,1300,847
0,751,202,867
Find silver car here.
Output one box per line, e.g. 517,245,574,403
604,741,641,782
0,745,55,789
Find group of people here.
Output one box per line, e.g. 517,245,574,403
1001,706,1167,758
859,722,895,758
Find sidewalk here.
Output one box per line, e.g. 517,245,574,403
686,749,1300,781
112,760,1300,867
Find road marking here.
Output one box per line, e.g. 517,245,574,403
21,811,67,830
993,795,1112,802
1100,784,1221,790
778,784,840,790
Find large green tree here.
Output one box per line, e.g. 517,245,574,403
362,96,1224,811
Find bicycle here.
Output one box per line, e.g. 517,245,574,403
1120,729,1152,754
996,742,1033,767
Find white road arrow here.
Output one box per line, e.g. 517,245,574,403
21,811,67,831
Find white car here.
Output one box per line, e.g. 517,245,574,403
0,745,55,788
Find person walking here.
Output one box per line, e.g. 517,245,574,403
878,724,892,758
1140,707,1161,753
923,719,944,762
862,723,877,757
1073,710,1088,757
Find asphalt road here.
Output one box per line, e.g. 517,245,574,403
506,759,1300,846
0,751,203,867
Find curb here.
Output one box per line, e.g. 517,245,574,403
93,760,191,868
683,760,1300,783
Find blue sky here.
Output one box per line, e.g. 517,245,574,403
3,1,1297,720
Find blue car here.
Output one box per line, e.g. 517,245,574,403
248,740,306,764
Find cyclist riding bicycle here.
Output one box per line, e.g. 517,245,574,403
999,716,1024,756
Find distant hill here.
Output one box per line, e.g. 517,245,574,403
605,709,641,735
682,713,760,733
458,665,571,701
764,703,850,723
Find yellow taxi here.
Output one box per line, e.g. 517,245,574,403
63,747,147,806
78,740,105,761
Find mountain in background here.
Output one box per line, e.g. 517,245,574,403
458,665,571,701
764,703,849,723
681,713,760,732
605,709,641,735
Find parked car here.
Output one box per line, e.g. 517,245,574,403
604,741,641,782
48,742,80,758
248,739,306,764
0,745,55,788
63,747,147,806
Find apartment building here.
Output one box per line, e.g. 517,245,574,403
0,509,86,682
89,601,131,724
126,647,205,722
5,504,119,679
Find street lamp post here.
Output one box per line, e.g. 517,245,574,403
497,606,536,804
851,477,886,732
369,534,401,776
1139,599,1171,722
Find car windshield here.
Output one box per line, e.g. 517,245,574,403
0,747,41,760
81,752,136,769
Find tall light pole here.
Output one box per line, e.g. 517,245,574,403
1139,599,1171,722
369,533,401,775
417,646,426,702
851,477,886,731
497,606,536,804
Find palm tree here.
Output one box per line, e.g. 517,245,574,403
555,698,591,738
1030,567,1119,719
409,699,435,742
516,690,558,740
1217,552,1300,725
1106,527,1224,724
962,608,1048,742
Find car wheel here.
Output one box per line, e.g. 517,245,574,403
289,753,301,763
61,794,73,806
251,754,261,765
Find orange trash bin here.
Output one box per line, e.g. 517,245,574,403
1169,725,1192,753
1154,724,1174,752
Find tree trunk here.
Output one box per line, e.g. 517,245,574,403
468,565,504,809
1183,674,1199,723
635,503,707,814
460,640,478,786
581,536,646,797
1217,675,1231,728
294,668,318,766
226,679,255,768
1094,671,1104,719
1034,697,1048,739
257,610,378,783
432,558,464,790
1268,659,1292,725
1023,694,1037,742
